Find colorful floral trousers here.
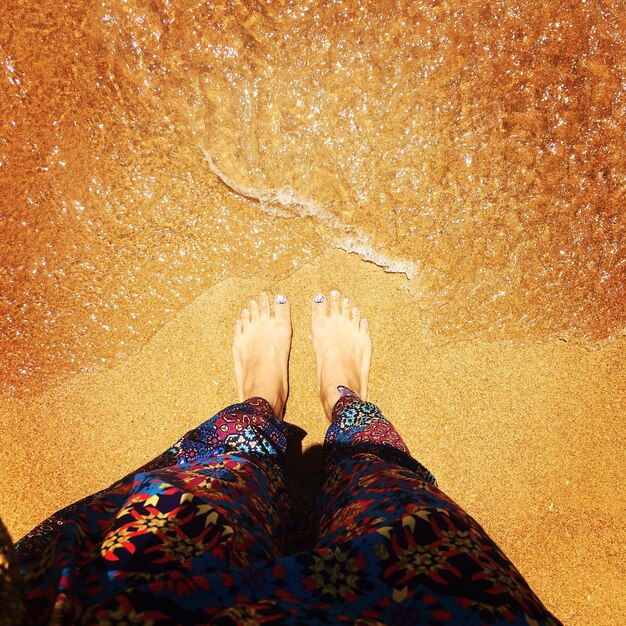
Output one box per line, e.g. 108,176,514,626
15,388,561,625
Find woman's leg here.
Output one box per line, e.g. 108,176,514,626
309,291,561,624
16,292,301,623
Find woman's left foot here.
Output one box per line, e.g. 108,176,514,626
232,292,292,419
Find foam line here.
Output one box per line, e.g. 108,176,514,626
202,148,419,281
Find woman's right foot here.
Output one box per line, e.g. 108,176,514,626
311,290,372,421
232,292,292,419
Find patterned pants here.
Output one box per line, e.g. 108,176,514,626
15,388,561,625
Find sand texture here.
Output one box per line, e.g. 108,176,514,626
1,249,624,625
2,1,626,623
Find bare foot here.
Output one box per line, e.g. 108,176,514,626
311,290,372,420
232,292,291,419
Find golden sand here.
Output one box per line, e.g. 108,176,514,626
1,1,625,624
1,249,624,624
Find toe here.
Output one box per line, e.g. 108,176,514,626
259,292,270,319
249,299,259,321
241,308,251,329
329,289,341,314
272,294,291,322
341,297,351,318
312,293,327,318
352,306,361,325
360,318,369,333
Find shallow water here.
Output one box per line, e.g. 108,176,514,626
1,0,625,396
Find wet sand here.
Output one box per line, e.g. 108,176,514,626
1,247,623,625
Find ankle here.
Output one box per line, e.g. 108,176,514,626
243,382,286,414
318,383,339,414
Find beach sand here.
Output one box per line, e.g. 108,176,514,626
1,247,623,624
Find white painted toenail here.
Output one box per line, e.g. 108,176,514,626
315,294,325,303
242,309,250,316
330,290,339,297
276,294,287,304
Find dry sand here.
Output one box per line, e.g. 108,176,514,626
1,248,624,624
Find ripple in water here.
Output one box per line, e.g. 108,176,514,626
1,0,624,396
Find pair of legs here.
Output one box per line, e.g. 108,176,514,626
232,289,370,422
13,291,561,624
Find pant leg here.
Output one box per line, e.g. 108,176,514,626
314,386,562,625
0,516,24,626
16,398,303,625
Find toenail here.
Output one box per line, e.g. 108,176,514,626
242,308,250,316
314,294,325,303
330,290,339,297
276,294,287,304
